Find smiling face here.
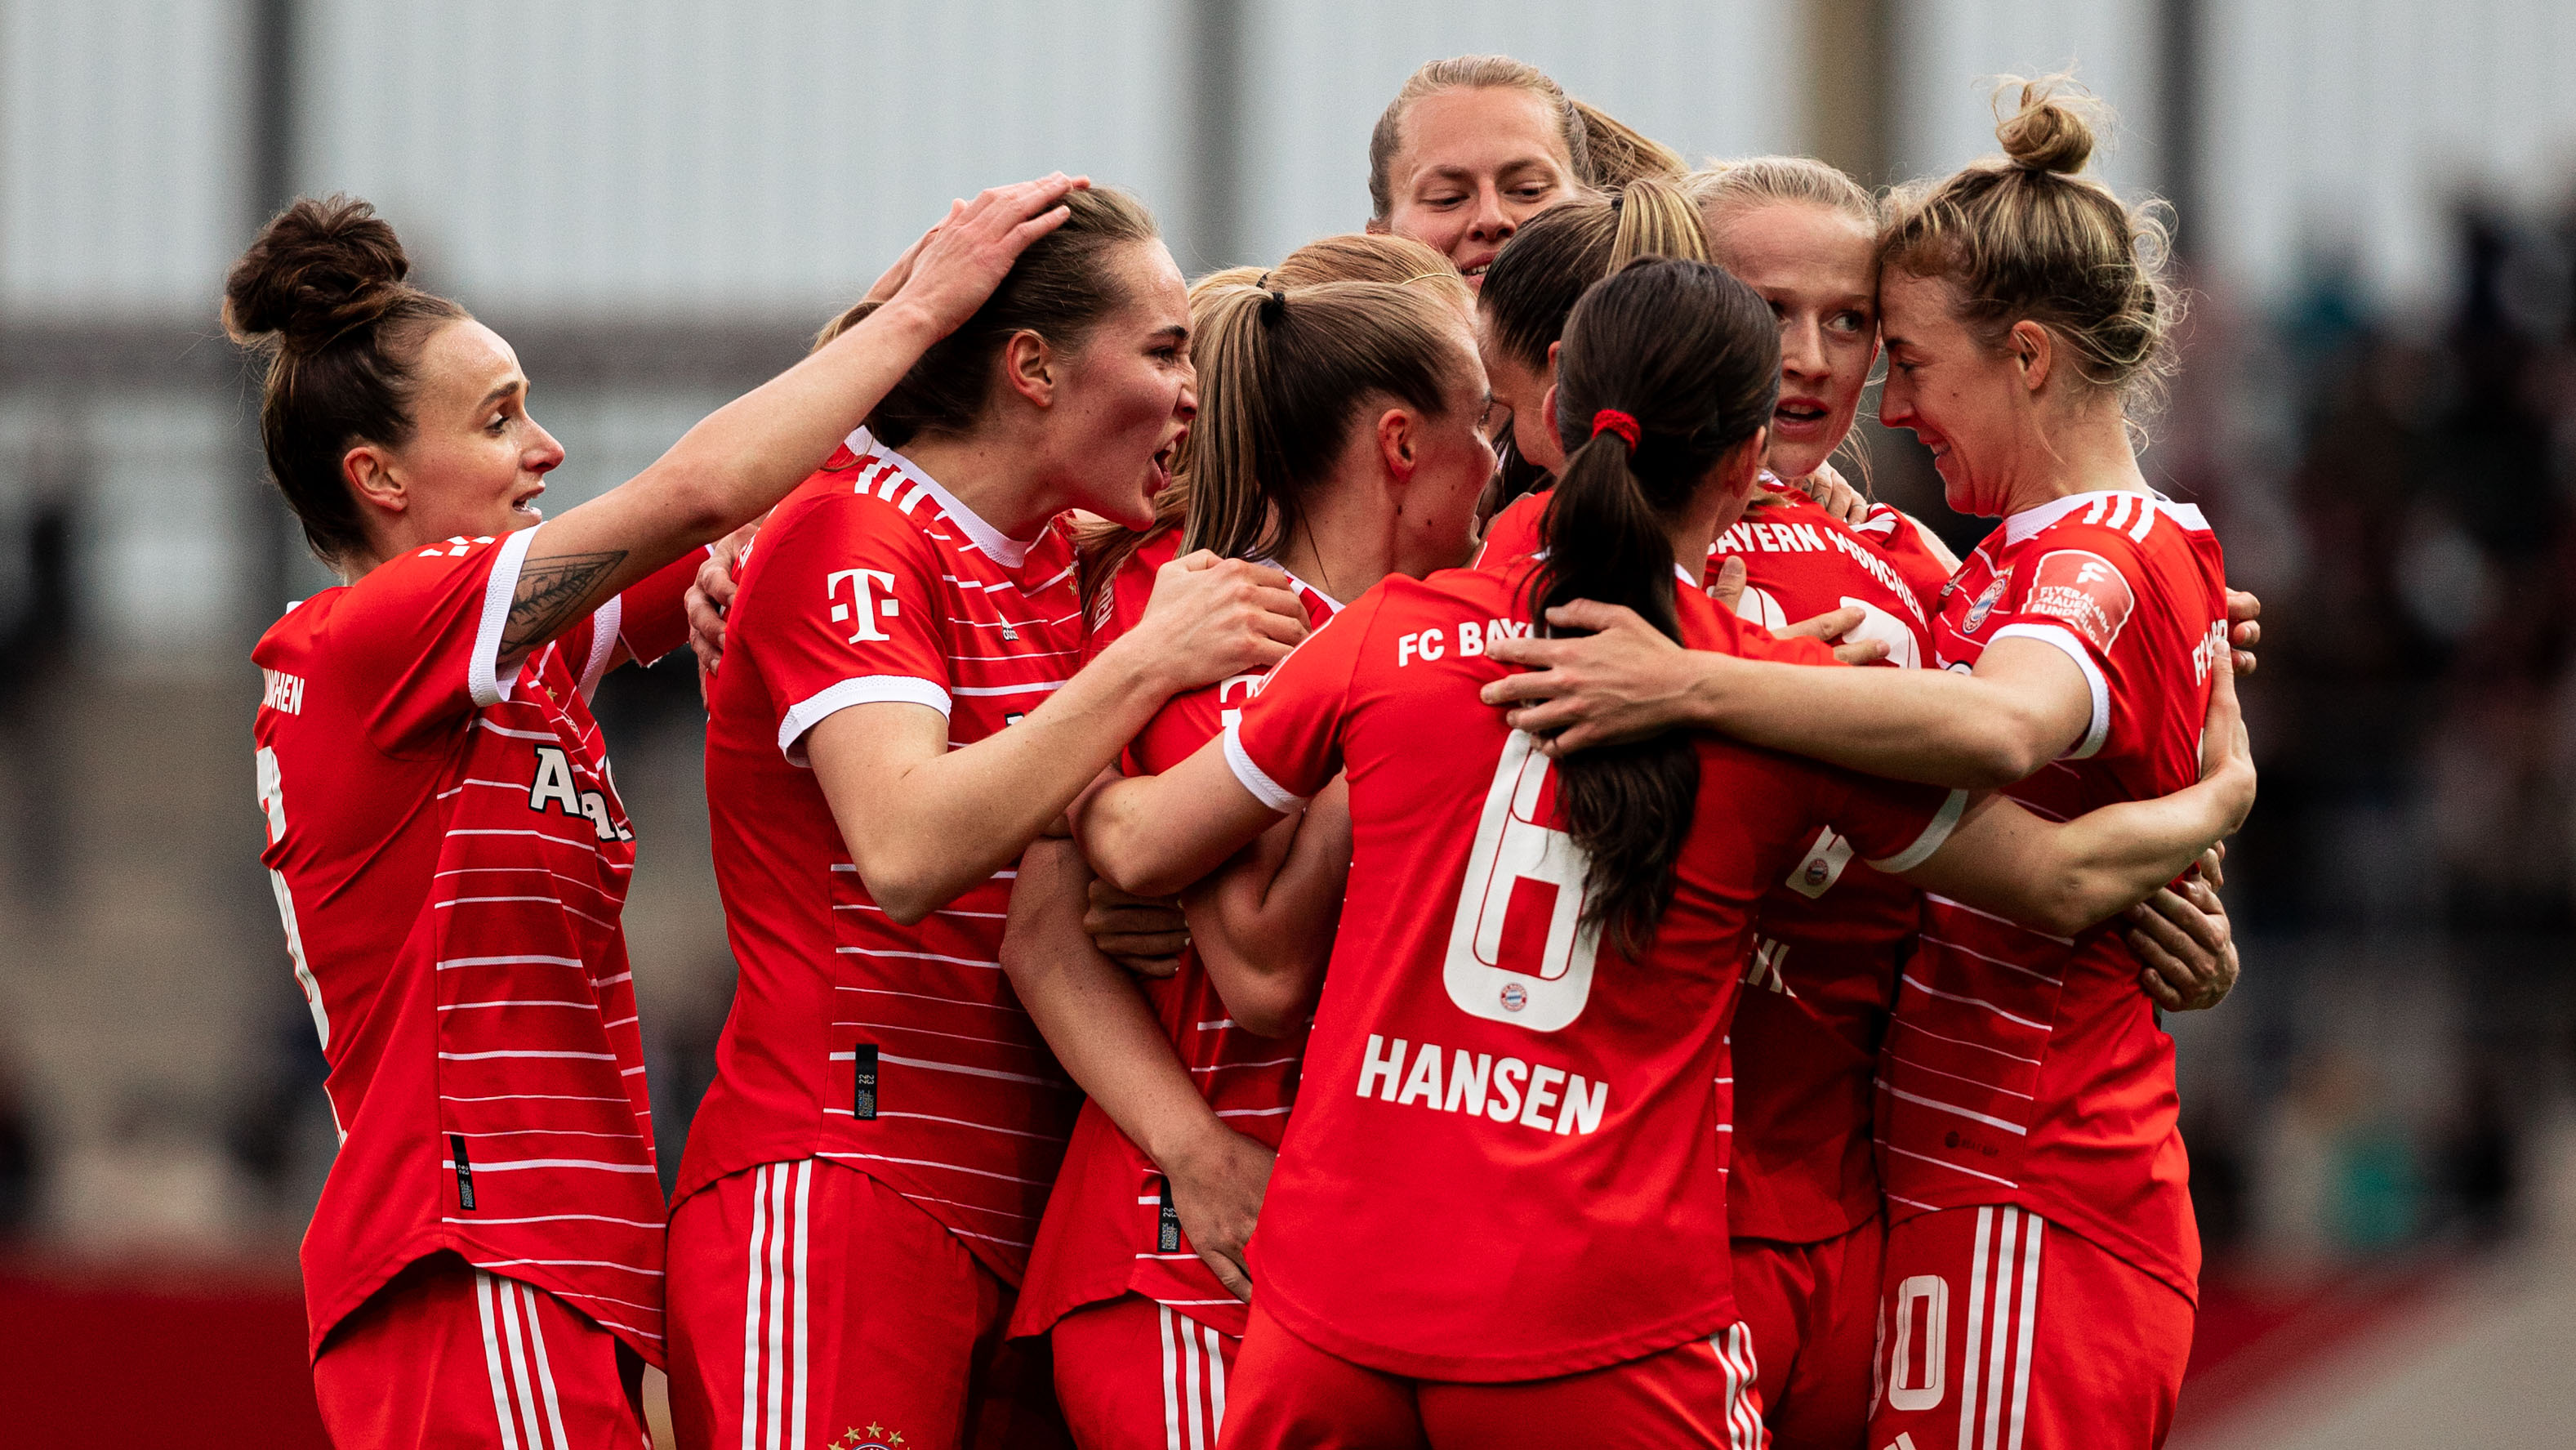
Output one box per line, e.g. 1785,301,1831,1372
1473,308,1565,473
1876,269,2029,516
356,317,564,557
1380,87,1584,288
1708,199,1879,483
1033,239,1198,529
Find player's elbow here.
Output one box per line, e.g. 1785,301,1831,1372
1222,974,1314,1040
852,848,960,927
1956,714,2055,790
2026,868,2127,939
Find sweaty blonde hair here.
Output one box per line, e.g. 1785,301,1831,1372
1879,75,2179,420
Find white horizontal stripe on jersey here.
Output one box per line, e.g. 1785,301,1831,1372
1188,1057,1299,1073
1918,935,2066,986
814,1150,1053,1189
1924,894,2075,947
446,1212,665,1229
536,1288,664,1315
946,1227,1036,1248
447,828,599,854
592,971,632,987
1887,1191,1943,1213
1875,1138,2022,1188
830,1019,1043,1051
1214,1107,1294,1119
829,1050,1066,1089
834,946,1004,970
1197,1019,1235,1031
880,1188,1047,1221
440,1049,620,1062
452,1127,648,1142
470,1256,663,1277
1874,1080,2031,1135
1900,974,2053,1032
477,717,559,743
435,867,622,903
442,1092,633,1104
443,1156,660,1173
949,680,1070,697
440,999,599,1011
822,1109,1070,1142
834,903,1008,919
1887,1019,2046,1067
1885,1052,2037,1099
833,984,1026,1015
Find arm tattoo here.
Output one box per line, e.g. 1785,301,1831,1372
501,550,627,656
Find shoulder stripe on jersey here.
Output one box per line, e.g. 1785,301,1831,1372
470,528,541,708
1865,788,1971,874
779,675,952,762
1989,622,2110,759
1223,719,1306,812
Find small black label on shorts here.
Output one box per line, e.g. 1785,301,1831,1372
853,1043,879,1120
1157,1176,1181,1252
449,1133,477,1211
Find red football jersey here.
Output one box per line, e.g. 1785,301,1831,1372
1016,530,1339,1342
1225,559,1967,1381
1711,484,1941,1244
1886,489,2228,1302
1850,499,1959,607
254,532,699,1361
682,431,1084,1285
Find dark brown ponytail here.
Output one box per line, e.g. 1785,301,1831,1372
1535,257,1780,953
224,195,466,567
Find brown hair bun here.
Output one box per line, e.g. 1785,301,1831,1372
1995,77,2101,176
223,195,414,356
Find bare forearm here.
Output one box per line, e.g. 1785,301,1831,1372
1685,657,2063,788
1182,795,1346,1037
826,649,1176,920
1002,841,1225,1166
1906,765,2252,936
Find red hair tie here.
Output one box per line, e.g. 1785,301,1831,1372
1590,408,1641,448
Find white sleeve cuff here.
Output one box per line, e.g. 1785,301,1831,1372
1865,787,1972,874
578,595,624,699
468,527,540,707
780,675,952,765
1990,622,2110,760
1223,718,1305,812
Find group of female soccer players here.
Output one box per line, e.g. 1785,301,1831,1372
237,51,2256,1450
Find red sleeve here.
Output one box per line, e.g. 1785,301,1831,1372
328,529,537,756
605,545,710,674
1223,593,1379,808
737,494,952,763
1472,490,1549,571
1987,524,2149,761
1809,767,1972,876
1853,503,1959,605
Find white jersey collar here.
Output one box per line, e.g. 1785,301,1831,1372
2002,488,2207,546
842,426,1038,568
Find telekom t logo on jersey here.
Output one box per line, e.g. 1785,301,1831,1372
827,569,900,643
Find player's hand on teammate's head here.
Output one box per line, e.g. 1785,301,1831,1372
877,174,1090,339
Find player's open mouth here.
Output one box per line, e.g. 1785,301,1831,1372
1458,258,1493,285
510,484,546,521
1774,399,1830,431
1148,436,1181,491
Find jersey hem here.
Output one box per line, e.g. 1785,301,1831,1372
305,1228,667,1369
1255,1279,1739,1385
1882,1191,2197,1306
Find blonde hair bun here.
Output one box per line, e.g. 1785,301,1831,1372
1994,75,2101,176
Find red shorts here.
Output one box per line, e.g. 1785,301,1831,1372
1220,1301,1768,1449
311,1251,648,1450
664,1159,1064,1450
1048,1293,1237,1450
1731,1220,1882,1450
1869,1206,2191,1450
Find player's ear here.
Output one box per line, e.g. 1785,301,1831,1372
2008,320,2052,394
1001,328,1055,408
344,444,407,515
1376,407,1418,485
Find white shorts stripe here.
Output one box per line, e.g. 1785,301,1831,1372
762,1165,790,1450
476,1271,526,1450
497,1270,546,1450
519,1282,573,1450
790,1161,813,1450
739,1163,769,1450
1160,1305,1184,1450
1958,1206,1993,1449
1981,1208,2022,1450
1201,1321,1229,1439
2008,1217,2045,1450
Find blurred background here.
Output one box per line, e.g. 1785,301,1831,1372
2,1,2572,1445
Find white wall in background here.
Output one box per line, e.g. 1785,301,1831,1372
1888,0,2167,205
0,0,248,319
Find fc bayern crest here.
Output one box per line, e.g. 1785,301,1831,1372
1962,569,2013,633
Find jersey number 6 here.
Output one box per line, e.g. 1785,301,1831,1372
1442,730,1601,1032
